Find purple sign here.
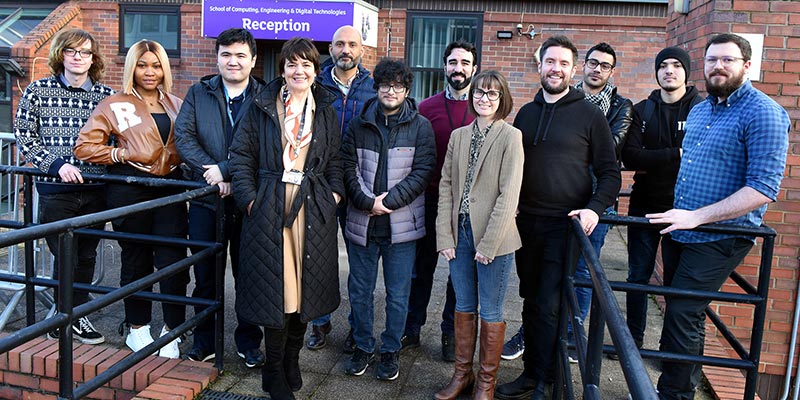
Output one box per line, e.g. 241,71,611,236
202,0,365,41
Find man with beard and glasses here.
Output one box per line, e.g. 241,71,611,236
646,33,789,400
402,40,478,362
495,35,620,400
341,58,435,380
310,25,376,353
619,46,703,357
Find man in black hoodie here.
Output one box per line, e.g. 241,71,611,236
495,36,620,400
620,46,703,352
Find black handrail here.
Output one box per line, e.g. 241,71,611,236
561,213,775,400
0,165,228,398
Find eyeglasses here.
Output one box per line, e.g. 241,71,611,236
378,84,407,93
585,59,614,72
704,56,745,67
472,88,502,101
63,48,93,58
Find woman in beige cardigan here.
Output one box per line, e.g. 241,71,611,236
435,70,524,400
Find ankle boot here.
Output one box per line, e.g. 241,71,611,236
435,312,477,400
284,314,306,392
262,324,295,400
474,320,505,400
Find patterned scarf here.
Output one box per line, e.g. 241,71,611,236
281,86,314,171
576,81,614,116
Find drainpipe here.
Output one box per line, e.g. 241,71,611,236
779,257,800,400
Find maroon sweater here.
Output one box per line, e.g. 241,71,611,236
418,91,475,196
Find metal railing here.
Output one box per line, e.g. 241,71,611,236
560,214,775,399
0,165,227,399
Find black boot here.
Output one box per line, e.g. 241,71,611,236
262,322,295,400
284,314,306,392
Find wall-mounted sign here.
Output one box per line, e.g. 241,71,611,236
202,0,379,47
733,33,763,82
497,31,513,40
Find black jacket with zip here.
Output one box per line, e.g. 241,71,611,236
514,87,620,218
621,86,703,212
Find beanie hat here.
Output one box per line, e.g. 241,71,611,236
655,46,691,79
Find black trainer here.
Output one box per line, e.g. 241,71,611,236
186,347,215,362
305,321,332,350
376,351,400,381
345,348,375,376
342,328,357,354
48,316,105,345
237,348,266,368
400,334,420,351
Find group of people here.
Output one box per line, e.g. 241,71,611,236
13,21,789,400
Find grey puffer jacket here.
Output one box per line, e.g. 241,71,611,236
341,96,436,247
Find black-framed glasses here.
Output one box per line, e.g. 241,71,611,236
585,59,614,72
704,56,745,67
63,48,93,58
378,84,407,94
472,88,502,101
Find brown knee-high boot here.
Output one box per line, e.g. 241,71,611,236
474,320,505,400
435,312,477,400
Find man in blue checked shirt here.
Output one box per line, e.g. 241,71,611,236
647,33,790,400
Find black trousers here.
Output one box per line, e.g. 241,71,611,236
188,200,263,352
39,188,106,306
657,237,753,400
515,213,574,383
107,168,189,328
405,196,456,337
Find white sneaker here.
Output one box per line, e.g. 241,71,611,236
158,325,181,359
126,325,154,352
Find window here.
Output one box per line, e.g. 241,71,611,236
120,4,180,57
405,12,482,100
0,70,10,133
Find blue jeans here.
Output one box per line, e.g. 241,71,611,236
348,238,416,353
449,215,513,322
571,207,613,328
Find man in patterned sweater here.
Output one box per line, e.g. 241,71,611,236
14,28,114,344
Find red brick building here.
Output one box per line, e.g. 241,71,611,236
2,0,799,398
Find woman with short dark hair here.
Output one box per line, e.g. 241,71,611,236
229,37,344,400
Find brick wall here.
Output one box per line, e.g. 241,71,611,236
665,0,800,390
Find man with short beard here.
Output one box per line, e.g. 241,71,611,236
646,33,789,400
495,35,620,400
620,46,703,355
310,25,376,353
402,41,478,362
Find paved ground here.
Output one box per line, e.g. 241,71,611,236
4,225,714,399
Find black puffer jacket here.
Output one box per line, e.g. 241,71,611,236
621,86,703,212
229,78,345,329
174,74,266,209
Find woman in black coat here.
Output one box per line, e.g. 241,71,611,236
229,37,344,400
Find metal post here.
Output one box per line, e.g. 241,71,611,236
586,288,605,388
23,175,35,326
744,235,775,400
214,197,226,372
57,230,76,399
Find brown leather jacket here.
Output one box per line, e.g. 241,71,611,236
74,90,183,176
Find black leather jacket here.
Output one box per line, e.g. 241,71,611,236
606,87,634,157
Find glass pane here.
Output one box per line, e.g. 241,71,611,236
123,11,179,51
407,15,479,100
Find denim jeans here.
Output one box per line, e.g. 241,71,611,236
405,196,456,336
570,207,613,328
348,237,416,353
188,201,263,352
39,188,106,306
449,215,513,322
656,237,752,400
